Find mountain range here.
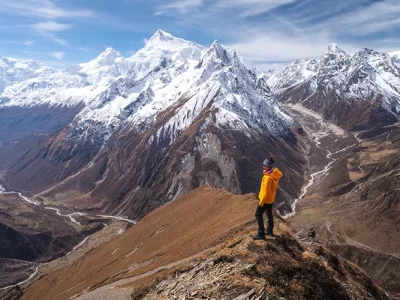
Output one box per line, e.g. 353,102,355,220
0,29,303,220
267,44,400,129
0,29,399,299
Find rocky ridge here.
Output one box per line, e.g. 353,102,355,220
267,44,400,129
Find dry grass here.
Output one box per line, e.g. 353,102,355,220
359,149,398,165
22,186,258,300
349,171,366,181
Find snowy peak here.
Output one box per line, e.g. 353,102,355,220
201,40,232,65
0,56,52,73
207,40,225,56
325,43,346,55
356,48,380,57
85,47,124,67
147,29,175,44
322,43,348,65
142,29,204,53
267,43,400,127
0,56,54,93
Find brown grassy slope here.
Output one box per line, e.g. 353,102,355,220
22,186,257,300
20,186,391,300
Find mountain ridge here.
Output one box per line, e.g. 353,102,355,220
11,186,390,300
266,44,400,130
0,30,302,222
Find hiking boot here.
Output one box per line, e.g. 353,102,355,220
265,230,274,236
252,232,266,240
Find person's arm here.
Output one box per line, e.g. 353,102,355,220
258,176,270,206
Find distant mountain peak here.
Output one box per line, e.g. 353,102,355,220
147,29,177,45
203,39,231,63
98,47,123,59
86,47,124,67
326,43,346,54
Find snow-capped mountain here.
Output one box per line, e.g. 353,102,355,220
0,30,301,219
1,30,290,145
0,56,54,94
266,44,400,129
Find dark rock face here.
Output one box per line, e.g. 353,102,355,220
0,260,36,291
34,115,305,220
0,223,36,261
0,286,23,300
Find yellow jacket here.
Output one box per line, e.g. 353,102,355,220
258,168,283,206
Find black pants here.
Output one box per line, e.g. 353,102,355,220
255,203,274,234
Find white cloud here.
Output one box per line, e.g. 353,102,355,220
226,32,361,64
50,36,70,46
214,0,296,18
155,0,295,17
23,40,34,46
156,0,203,14
32,21,71,46
320,0,400,35
33,21,71,32
52,51,66,60
254,61,291,71
0,40,34,46
0,0,96,19
0,0,98,48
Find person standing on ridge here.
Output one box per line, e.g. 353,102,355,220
252,157,283,240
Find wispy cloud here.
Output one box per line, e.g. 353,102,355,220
155,0,203,15
32,21,71,46
2,0,400,71
155,0,296,17
151,0,400,69
52,51,66,60
0,0,97,47
0,40,34,46
213,0,296,18
0,0,96,19
33,21,71,32
23,40,34,46
325,0,400,35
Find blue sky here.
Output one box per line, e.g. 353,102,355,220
1,0,400,69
